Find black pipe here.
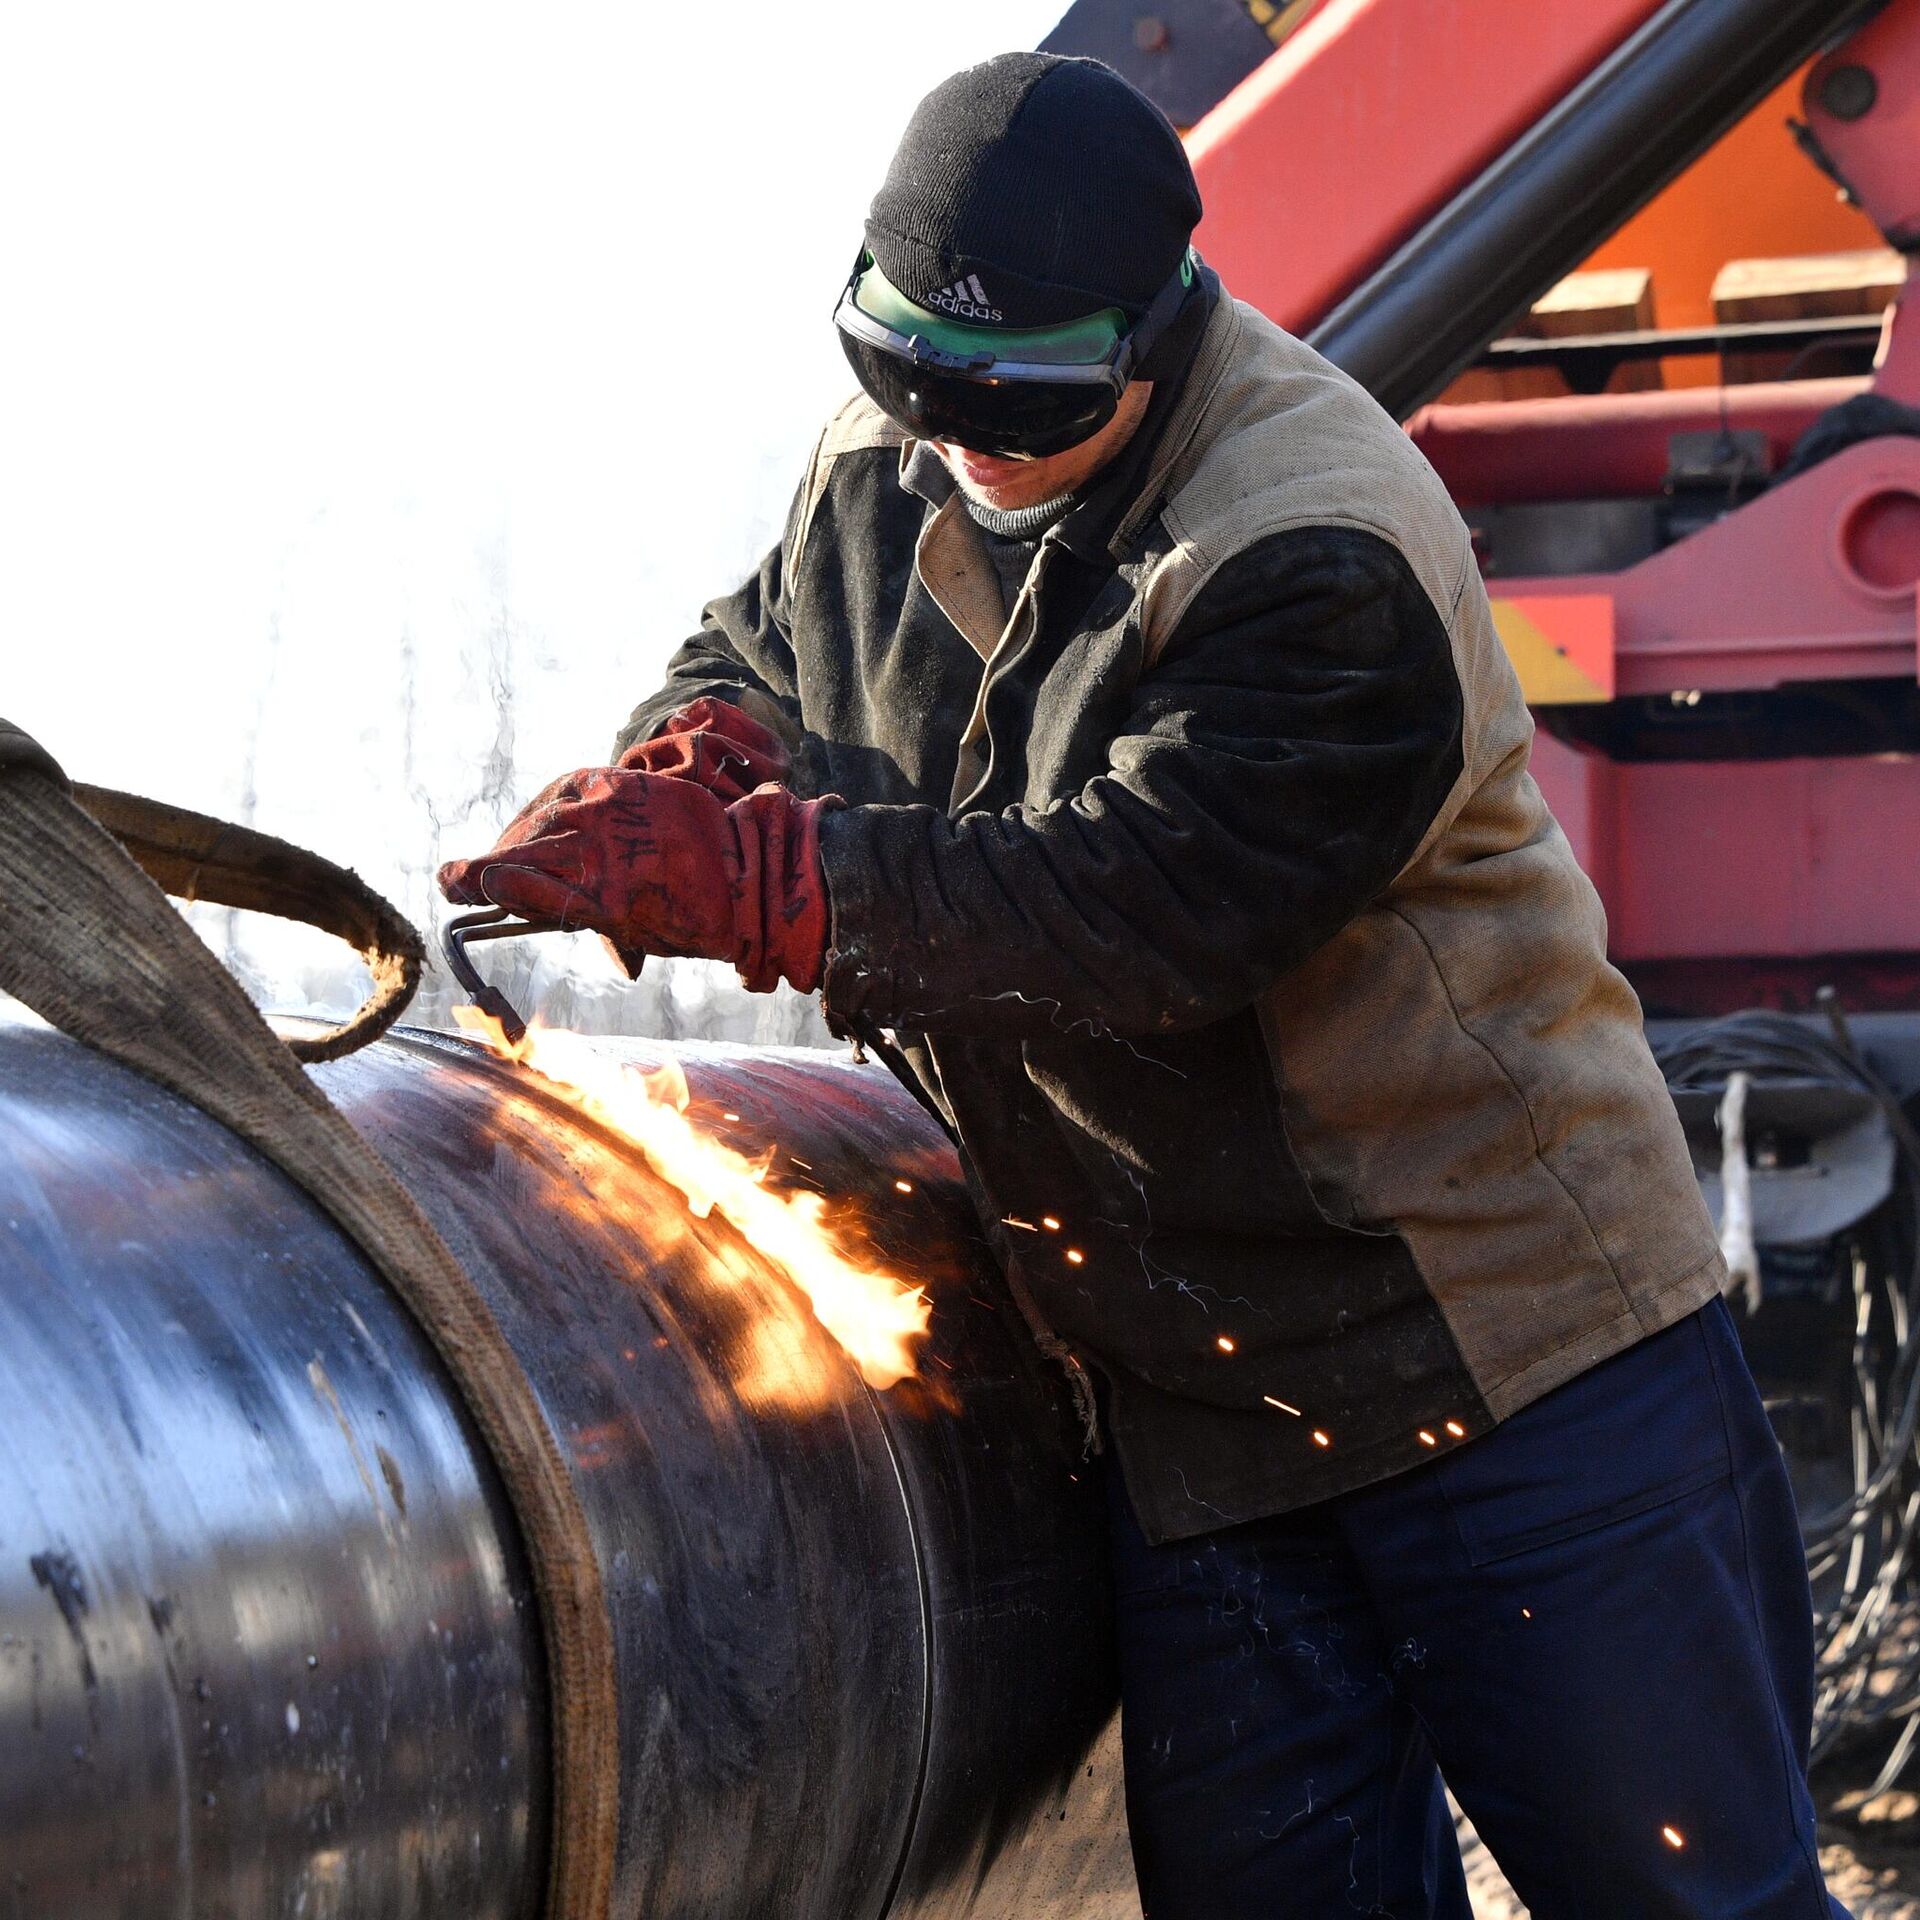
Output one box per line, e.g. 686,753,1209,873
1308,0,1890,418
0,1019,1136,1918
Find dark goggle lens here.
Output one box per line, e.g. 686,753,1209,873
839,334,1120,458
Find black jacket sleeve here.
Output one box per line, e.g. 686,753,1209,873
818,525,1467,1039
611,485,808,761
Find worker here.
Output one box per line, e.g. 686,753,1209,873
439,53,1848,1920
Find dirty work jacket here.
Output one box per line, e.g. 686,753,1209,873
617,291,1726,1545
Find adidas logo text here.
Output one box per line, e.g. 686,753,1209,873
922,272,1003,323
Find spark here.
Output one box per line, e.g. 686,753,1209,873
1418,1430,1436,1446
1041,1216,1062,1231
1065,1248,1086,1265
1311,1430,1331,1448
1002,1216,1038,1231
1216,1335,1236,1353
1662,1826,1685,1850
722,1111,741,1122
1263,1395,1302,1416
1445,1420,1466,1438
894,1179,914,1194
1521,1607,1533,1620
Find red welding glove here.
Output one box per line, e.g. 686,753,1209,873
436,767,838,994
616,697,792,802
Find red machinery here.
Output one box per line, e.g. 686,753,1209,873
1055,0,1920,1016
1397,5,1920,1014
1221,0,1912,1021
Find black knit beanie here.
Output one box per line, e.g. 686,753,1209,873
865,53,1203,329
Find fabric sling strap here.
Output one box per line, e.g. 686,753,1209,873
0,720,618,1920
67,781,425,1064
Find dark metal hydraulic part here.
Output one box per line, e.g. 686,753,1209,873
1311,0,1889,416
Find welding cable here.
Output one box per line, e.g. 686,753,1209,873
1655,1007,1920,1789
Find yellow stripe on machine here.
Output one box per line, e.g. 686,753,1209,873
1491,595,1616,705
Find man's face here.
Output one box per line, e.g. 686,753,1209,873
936,380,1155,514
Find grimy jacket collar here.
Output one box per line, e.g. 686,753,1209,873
898,447,1006,665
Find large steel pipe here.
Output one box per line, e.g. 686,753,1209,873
0,1014,1136,1918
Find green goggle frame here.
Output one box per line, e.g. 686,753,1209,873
849,259,1135,367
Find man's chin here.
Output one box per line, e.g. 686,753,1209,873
939,442,1056,511
949,474,1050,513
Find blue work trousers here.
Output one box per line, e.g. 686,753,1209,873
1108,1298,1849,1918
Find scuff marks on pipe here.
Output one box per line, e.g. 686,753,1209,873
29,1549,95,1695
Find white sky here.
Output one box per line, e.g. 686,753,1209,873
0,2,1061,976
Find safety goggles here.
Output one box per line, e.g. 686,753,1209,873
833,250,1196,458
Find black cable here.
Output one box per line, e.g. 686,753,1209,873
1654,1007,1920,1779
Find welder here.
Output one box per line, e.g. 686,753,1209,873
439,53,1849,1920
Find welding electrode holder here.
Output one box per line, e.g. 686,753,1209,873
442,906,559,1045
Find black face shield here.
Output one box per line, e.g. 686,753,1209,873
833,252,1196,458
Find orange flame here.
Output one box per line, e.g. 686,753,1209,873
452,1008,931,1388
